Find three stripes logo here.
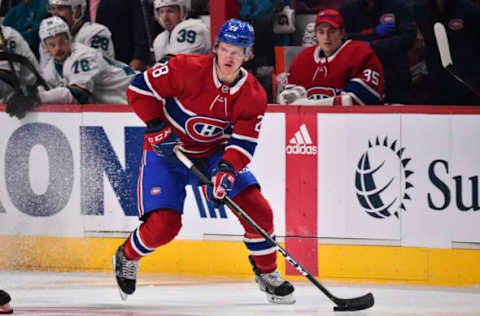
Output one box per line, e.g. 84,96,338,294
286,124,317,155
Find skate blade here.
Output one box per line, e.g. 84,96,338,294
266,293,296,305
118,289,129,301
0,304,13,314
112,255,129,301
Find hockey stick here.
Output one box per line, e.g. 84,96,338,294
0,52,49,90
433,22,480,97
0,27,49,91
0,27,23,93
139,0,156,66
173,147,374,311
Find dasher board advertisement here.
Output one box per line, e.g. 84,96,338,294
0,108,285,240
1,105,479,250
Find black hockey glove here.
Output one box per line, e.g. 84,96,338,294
6,85,40,119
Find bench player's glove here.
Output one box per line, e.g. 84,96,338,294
277,84,307,104
144,121,180,161
6,85,40,119
202,161,236,207
375,22,396,37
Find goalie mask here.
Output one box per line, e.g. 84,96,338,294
153,0,189,29
48,0,87,29
39,16,72,42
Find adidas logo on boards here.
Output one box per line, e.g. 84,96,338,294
286,124,317,155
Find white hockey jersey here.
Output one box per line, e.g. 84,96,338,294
39,22,115,69
153,18,210,62
42,43,135,104
0,26,40,103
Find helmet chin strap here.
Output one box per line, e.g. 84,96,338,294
154,3,186,29
70,6,84,35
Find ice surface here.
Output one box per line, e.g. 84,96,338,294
1,270,479,315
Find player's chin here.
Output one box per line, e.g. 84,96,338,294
54,55,67,63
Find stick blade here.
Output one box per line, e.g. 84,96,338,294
333,292,374,311
433,23,480,97
433,22,452,68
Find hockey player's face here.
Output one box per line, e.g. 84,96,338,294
45,34,71,63
49,5,74,28
158,6,182,31
315,23,345,56
216,42,246,81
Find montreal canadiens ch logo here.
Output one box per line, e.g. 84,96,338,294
307,86,336,100
449,19,464,30
185,116,229,143
380,13,395,24
355,137,414,219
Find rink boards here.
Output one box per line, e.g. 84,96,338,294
0,104,479,286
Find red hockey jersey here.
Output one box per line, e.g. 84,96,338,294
288,40,384,105
126,54,267,172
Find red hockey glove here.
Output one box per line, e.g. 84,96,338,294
144,121,180,160
202,161,236,205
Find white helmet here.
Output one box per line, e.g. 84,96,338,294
39,16,71,41
153,0,190,28
48,0,87,29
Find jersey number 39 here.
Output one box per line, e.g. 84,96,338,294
177,29,197,44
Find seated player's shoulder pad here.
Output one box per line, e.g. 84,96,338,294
244,75,268,104
71,42,101,59
92,22,112,37
180,18,209,31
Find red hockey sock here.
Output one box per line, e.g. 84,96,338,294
124,209,182,260
250,252,277,274
232,186,277,274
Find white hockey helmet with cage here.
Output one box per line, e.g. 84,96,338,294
153,0,190,28
48,0,87,28
39,16,72,41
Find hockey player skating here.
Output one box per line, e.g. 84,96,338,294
39,0,115,68
152,0,210,62
113,18,295,305
278,9,384,106
38,16,136,104
0,290,12,314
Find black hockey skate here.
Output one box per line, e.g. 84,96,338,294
0,290,13,314
113,244,139,301
249,256,296,304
